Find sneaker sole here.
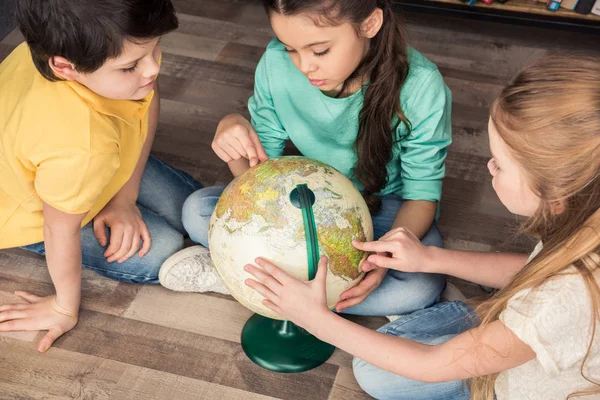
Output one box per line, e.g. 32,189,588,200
158,245,211,285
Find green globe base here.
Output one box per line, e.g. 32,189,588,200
241,313,335,373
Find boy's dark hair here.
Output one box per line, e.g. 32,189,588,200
16,0,179,81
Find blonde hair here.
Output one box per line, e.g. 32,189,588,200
471,55,600,399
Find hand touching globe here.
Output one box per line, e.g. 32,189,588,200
208,156,374,320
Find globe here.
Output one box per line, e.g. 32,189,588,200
208,156,374,320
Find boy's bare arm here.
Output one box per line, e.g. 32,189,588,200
0,201,86,352
43,202,86,313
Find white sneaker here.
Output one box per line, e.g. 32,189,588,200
158,246,230,294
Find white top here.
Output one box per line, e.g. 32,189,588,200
496,243,600,400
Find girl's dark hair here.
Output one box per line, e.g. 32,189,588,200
16,0,179,81
263,0,411,212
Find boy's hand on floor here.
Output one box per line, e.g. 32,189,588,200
93,198,151,263
0,292,78,353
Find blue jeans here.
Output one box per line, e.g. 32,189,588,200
22,156,203,283
182,186,446,316
353,301,477,400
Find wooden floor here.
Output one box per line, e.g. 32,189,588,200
1,1,599,399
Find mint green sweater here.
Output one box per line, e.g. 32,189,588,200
248,39,452,201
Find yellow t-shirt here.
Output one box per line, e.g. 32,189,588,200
0,43,153,248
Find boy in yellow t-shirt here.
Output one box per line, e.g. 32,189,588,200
0,0,203,352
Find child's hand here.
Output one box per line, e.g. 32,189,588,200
352,227,432,273
0,292,78,353
212,114,268,167
93,198,151,263
335,264,387,312
244,256,331,330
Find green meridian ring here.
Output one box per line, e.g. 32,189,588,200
289,184,319,280
241,182,334,373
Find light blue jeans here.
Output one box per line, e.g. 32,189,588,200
22,156,203,283
182,185,446,316
353,301,477,400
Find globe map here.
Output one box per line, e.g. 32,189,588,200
208,157,373,320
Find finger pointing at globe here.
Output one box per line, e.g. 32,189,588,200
208,157,374,372
352,227,431,274
208,157,374,320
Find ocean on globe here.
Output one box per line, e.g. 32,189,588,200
208,156,374,320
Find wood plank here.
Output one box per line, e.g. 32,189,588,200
408,38,544,82
0,337,279,400
452,103,490,132
439,177,534,252
444,76,502,112
52,309,339,400
0,337,124,399
160,52,255,88
0,43,15,62
122,284,252,344
448,125,491,159
0,29,24,46
154,123,216,150
158,74,252,113
174,0,252,21
151,124,229,185
161,31,227,62
216,42,266,69
173,0,270,28
438,65,508,86
159,99,224,130
329,367,373,400
176,13,273,48
122,285,387,368
151,149,230,188
445,151,492,183
112,366,279,400
0,251,142,317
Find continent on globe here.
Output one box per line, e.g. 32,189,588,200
209,156,374,320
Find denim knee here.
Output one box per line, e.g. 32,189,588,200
353,356,469,400
353,357,422,400
182,186,224,247
83,227,184,284
142,228,185,275
418,272,446,309
388,270,446,311
421,222,445,249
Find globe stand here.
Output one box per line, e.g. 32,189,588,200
242,183,335,373
241,314,335,373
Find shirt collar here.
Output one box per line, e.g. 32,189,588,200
66,80,154,126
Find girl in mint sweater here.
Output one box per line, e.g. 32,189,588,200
159,0,452,318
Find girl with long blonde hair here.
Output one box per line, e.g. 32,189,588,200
244,55,600,399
